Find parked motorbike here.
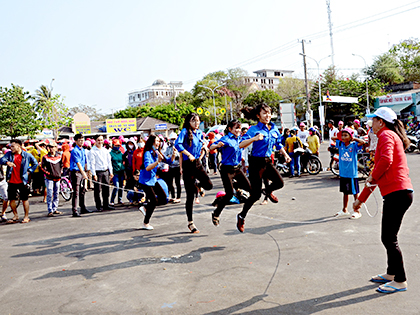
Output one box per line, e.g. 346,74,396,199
274,145,322,176
406,130,420,153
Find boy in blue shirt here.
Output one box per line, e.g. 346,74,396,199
332,128,366,219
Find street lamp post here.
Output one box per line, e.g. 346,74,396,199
352,54,370,114
300,54,330,140
198,83,225,125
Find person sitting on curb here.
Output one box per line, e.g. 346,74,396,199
0,139,38,224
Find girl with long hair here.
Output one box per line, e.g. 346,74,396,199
209,119,251,226
237,104,291,232
354,107,413,294
139,134,174,230
175,113,213,233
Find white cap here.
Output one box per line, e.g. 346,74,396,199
366,107,397,123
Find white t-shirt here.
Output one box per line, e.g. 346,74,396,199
297,130,310,144
329,127,338,146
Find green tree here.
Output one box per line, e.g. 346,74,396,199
276,77,306,117
34,85,52,108
113,103,194,128
0,84,40,138
243,90,282,112
36,94,73,140
366,53,404,85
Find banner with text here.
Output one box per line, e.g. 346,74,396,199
106,118,137,133
75,122,91,134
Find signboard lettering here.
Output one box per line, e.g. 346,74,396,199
106,118,137,133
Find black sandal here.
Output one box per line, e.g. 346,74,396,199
188,222,200,234
211,213,219,227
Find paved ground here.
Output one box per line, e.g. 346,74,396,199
1,143,419,314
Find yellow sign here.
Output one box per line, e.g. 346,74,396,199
106,118,137,133
220,108,226,114
205,111,210,116
197,107,203,114
75,121,91,134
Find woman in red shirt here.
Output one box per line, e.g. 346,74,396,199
354,107,413,294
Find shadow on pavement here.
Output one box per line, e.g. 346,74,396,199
33,246,225,280
204,284,384,314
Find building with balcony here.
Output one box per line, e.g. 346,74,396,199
244,69,294,90
128,79,184,107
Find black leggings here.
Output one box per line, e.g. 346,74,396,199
214,165,251,217
182,159,213,221
381,189,413,282
140,184,157,225
165,167,182,199
239,156,284,219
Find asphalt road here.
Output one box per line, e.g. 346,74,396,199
0,143,419,314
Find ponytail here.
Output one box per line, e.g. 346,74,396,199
182,113,199,146
241,103,272,121
224,119,241,135
384,119,410,149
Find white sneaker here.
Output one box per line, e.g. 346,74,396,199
139,206,146,216
334,210,351,217
142,223,154,230
350,212,362,220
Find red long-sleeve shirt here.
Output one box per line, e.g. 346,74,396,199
359,127,412,202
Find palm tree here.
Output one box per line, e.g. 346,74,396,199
34,85,52,108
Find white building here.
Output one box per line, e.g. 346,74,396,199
128,80,184,107
244,69,294,90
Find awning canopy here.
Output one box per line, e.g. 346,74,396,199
380,103,412,115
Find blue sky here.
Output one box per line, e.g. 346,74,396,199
1,0,420,115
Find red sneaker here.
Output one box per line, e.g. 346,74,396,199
262,189,278,203
237,214,245,233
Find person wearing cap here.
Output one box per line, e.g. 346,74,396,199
331,128,366,219
164,132,181,203
70,133,90,217
353,107,413,294
91,135,114,211
337,121,344,131
40,141,63,217
28,140,48,196
297,122,309,145
353,119,367,137
110,139,125,205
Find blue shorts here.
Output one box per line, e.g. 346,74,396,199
339,177,359,195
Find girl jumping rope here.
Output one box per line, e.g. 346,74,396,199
209,119,251,227
175,113,213,233
237,104,291,232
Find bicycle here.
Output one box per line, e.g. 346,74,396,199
60,176,73,201
0,191,21,212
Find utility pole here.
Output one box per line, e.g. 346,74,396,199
300,39,312,127
326,0,335,66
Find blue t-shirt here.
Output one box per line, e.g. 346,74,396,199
175,128,203,161
214,132,242,166
336,140,363,178
139,150,158,186
240,122,283,157
70,145,86,171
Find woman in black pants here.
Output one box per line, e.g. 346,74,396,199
164,133,181,203
354,107,413,294
139,134,174,230
209,119,251,227
237,104,291,232
175,113,213,233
